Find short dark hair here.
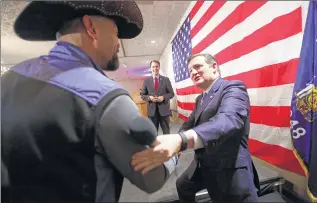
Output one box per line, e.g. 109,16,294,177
150,60,160,67
56,17,84,39
56,15,105,39
187,53,221,75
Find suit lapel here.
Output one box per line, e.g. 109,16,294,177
158,75,163,93
194,91,215,123
194,78,223,124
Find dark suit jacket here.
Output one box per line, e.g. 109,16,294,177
179,78,260,190
140,75,174,117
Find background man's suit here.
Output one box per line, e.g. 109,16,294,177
140,75,174,134
177,78,260,202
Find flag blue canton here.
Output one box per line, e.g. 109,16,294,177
172,16,193,83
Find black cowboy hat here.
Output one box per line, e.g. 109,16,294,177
14,1,143,41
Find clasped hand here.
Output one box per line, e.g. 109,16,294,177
131,134,182,174
149,96,164,102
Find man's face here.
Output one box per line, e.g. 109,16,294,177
188,55,217,87
84,16,120,71
151,61,160,76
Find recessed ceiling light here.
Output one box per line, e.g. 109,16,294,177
151,40,156,44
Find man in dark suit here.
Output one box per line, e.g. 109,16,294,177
140,60,175,134
132,54,260,202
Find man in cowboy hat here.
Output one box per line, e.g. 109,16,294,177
1,1,177,202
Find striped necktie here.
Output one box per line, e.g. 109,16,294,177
200,92,207,106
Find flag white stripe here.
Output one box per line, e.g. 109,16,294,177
175,77,193,89
201,1,304,56
191,1,243,48
177,107,192,118
177,93,200,104
247,84,294,106
249,124,292,150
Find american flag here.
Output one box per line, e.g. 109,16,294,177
171,1,309,176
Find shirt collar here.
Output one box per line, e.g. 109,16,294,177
49,41,107,77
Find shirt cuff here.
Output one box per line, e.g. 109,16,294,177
185,129,204,150
163,156,178,175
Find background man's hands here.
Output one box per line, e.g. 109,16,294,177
131,134,182,174
148,96,164,102
149,96,156,102
156,96,164,102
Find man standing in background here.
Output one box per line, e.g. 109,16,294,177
140,60,174,134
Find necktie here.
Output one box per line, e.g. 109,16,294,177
201,92,207,106
154,78,159,91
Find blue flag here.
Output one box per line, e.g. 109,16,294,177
290,1,317,201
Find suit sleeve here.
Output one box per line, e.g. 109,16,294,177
192,81,250,147
96,95,176,193
162,78,175,101
140,80,149,101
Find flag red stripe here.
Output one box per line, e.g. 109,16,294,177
250,106,290,127
192,1,267,54
249,139,305,176
191,1,226,38
178,113,188,121
189,1,204,20
177,101,196,111
215,7,302,65
225,58,299,89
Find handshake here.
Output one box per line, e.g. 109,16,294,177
129,117,184,174
149,95,164,102
131,133,183,174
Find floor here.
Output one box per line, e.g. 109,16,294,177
118,122,290,202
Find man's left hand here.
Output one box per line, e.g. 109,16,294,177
131,134,182,174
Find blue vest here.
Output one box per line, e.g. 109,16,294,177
1,42,129,202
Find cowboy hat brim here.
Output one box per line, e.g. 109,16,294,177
13,1,143,41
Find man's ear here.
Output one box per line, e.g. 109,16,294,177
212,63,217,75
212,63,217,69
82,15,97,40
